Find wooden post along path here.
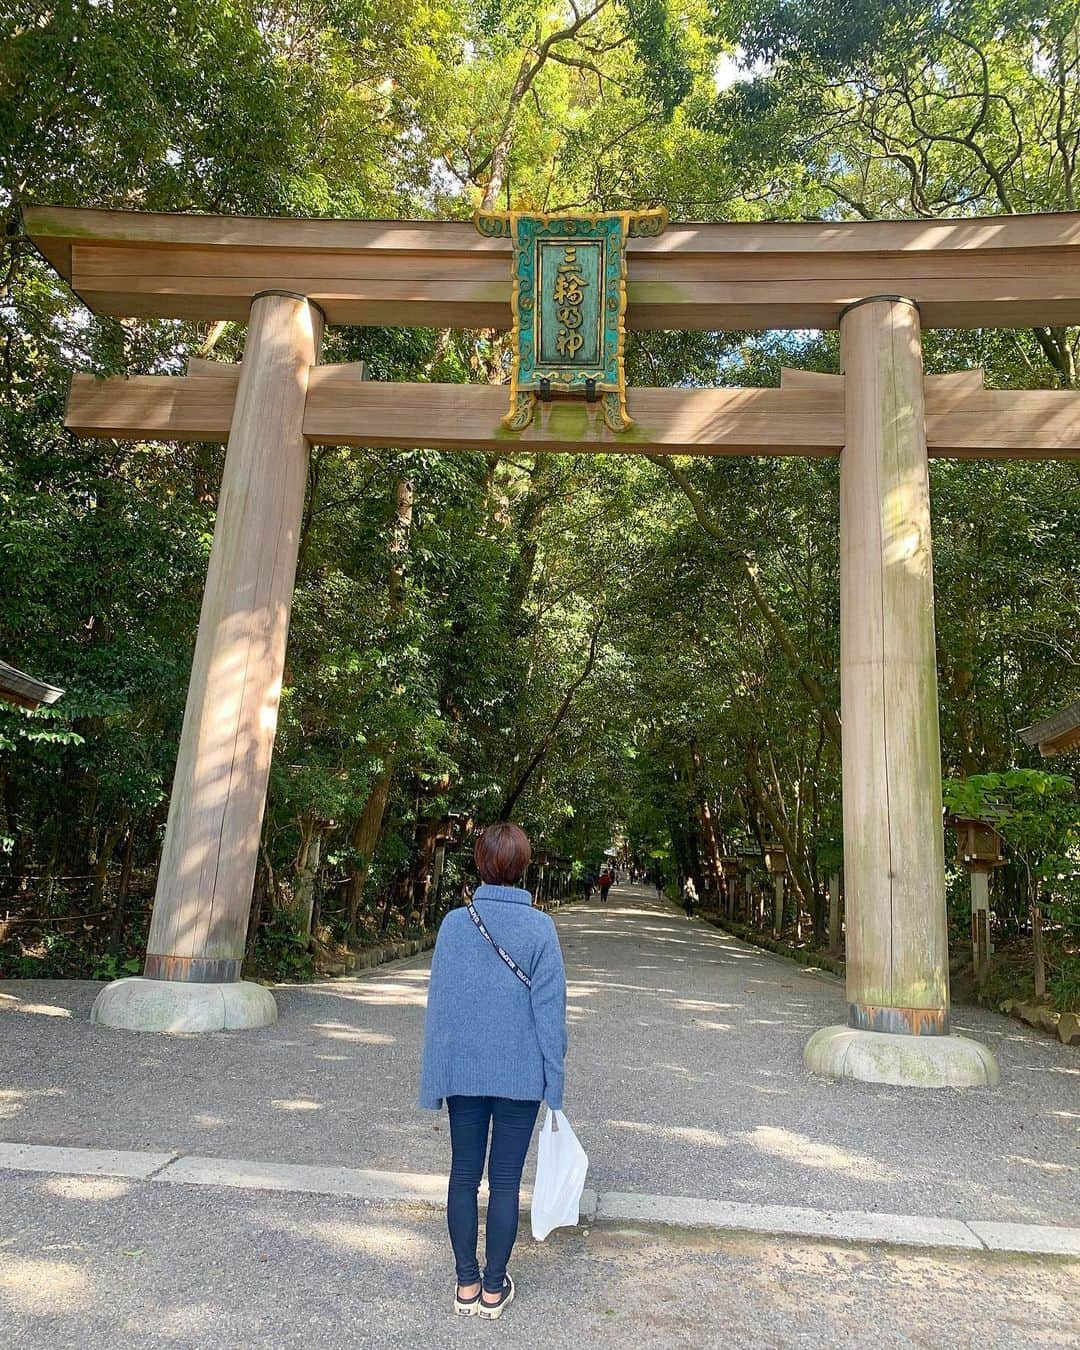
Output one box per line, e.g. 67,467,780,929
24,205,1080,1071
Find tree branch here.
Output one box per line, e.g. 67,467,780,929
500,612,604,818
648,455,842,751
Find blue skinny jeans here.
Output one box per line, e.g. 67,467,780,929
446,1095,541,1293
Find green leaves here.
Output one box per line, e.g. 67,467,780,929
618,0,695,115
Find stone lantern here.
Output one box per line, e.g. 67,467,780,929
430,811,466,916
949,816,1006,981
763,844,788,938
720,856,740,919
532,848,550,907
737,845,763,924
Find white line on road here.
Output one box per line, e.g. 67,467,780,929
1,1140,1077,1256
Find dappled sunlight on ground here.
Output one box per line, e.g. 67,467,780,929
289,1216,435,1258
607,1118,732,1149
330,981,428,1009
742,1126,898,1183
0,982,86,1016
42,1176,133,1201
669,997,742,1012
0,1087,64,1121
0,990,72,1018
311,1022,396,1045
0,1255,89,1314
1,885,1078,1228
1005,1153,1078,1175
569,977,679,995
3,1168,1077,1348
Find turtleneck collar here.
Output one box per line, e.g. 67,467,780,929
473,883,533,905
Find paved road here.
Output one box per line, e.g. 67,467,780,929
2,1169,1076,1349
1,886,1077,1223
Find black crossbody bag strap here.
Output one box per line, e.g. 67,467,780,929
467,902,532,989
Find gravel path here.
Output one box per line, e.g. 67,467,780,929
1,1169,1076,1350
1,886,1077,1223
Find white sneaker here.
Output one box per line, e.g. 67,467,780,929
476,1274,515,1320
454,1284,481,1316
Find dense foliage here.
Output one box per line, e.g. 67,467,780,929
1,0,1077,1003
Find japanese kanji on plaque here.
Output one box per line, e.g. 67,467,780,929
474,208,668,432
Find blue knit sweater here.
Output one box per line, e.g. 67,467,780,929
418,884,567,1110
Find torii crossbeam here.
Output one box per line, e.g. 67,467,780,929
64,362,1080,459
25,204,1080,1088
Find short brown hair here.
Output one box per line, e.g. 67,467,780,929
475,822,531,885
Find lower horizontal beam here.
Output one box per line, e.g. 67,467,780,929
65,370,845,454
66,371,240,441
305,374,844,454
64,370,1080,459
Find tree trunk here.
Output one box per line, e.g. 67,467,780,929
90,817,126,910
345,767,394,937
387,477,413,611
501,615,603,818
689,740,722,903
343,474,412,932
293,818,324,938
108,824,136,954
1032,895,1047,999
650,456,842,753
411,817,443,927
743,752,815,918
246,837,276,958
827,872,843,957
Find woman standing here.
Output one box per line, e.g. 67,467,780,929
419,822,568,1320
682,874,699,919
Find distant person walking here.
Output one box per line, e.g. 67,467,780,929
598,868,613,903
419,822,568,1320
682,875,698,919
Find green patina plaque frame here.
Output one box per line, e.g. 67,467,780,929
475,208,668,432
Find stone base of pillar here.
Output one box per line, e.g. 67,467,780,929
90,977,277,1034
804,1025,1000,1088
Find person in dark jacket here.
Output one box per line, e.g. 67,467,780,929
419,822,568,1320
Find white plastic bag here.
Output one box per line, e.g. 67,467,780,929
530,1108,589,1240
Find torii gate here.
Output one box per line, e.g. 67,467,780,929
25,205,1080,1088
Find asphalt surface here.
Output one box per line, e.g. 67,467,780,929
1,1169,1077,1349
2,886,1078,1224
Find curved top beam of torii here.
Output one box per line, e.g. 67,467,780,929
23,203,1080,331
23,204,1080,460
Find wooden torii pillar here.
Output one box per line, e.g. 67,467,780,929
24,207,1080,1079
803,296,999,1085
110,290,322,1031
